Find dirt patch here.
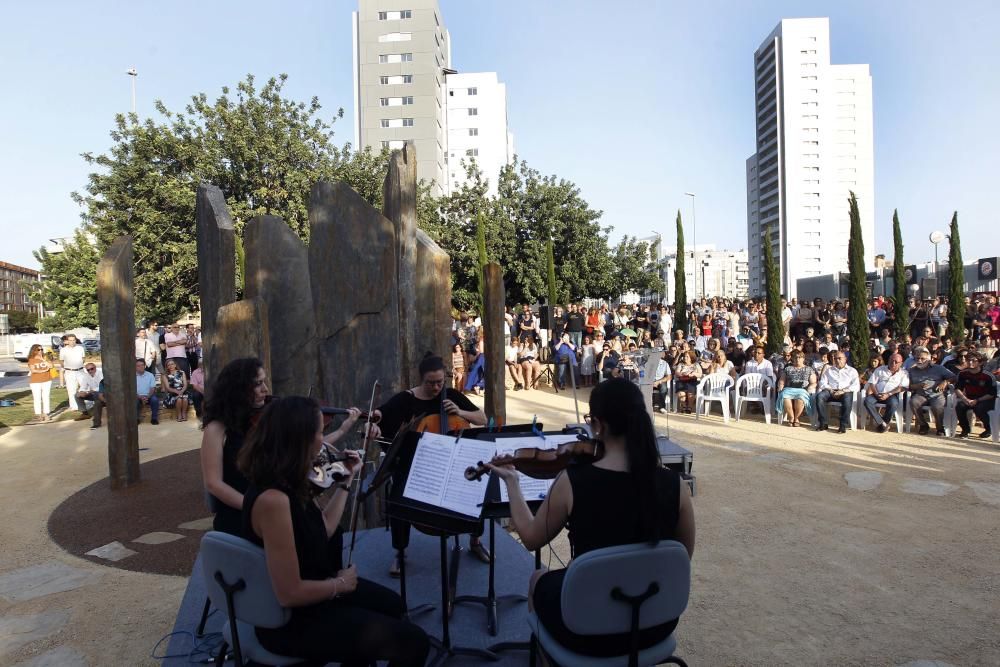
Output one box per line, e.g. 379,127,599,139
47,449,207,576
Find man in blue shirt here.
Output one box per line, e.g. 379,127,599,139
135,358,160,425
553,333,577,390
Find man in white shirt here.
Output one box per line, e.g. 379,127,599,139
743,345,776,384
863,354,910,432
815,352,861,433
135,328,158,369
59,335,87,412
135,359,160,425
73,362,104,419
652,358,672,413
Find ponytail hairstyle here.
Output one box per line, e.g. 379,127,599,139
588,378,661,543
237,396,321,503
418,352,446,379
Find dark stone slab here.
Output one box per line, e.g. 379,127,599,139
244,215,318,398
96,236,140,489
309,181,401,405
482,263,506,424
212,299,271,384
383,143,418,387
195,184,236,388
415,229,453,368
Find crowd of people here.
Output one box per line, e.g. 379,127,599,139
448,292,999,439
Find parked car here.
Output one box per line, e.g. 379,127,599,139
11,333,59,361
83,338,101,354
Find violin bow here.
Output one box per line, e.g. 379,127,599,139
346,379,381,567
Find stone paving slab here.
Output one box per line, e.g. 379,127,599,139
845,471,884,491
0,562,98,603
901,478,959,497
964,482,1000,506
133,531,184,545
11,645,87,667
84,541,136,562
177,516,213,531
0,610,70,656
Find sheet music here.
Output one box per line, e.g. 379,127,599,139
490,434,578,503
402,432,497,518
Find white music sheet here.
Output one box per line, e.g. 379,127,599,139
491,434,578,503
402,432,497,518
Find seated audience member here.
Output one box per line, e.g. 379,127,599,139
652,355,672,413
743,345,776,385
954,353,996,439
906,346,955,436
776,350,817,427
860,354,883,386
74,362,104,420
863,354,910,433
161,358,191,422
867,299,887,335
89,375,107,430
135,359,160,425
814,352,860,433
673,349,702,414
518,340,542,389
708,350,737,380
506,339,525,390
597,342,620,381
451,343,467,391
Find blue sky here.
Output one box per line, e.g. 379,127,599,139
1,0,997,270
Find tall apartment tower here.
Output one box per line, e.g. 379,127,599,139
746,18,874,299
353,1,451,196
445,72,514,196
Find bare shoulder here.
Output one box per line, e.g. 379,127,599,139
255,489,291,514
201,420,225,446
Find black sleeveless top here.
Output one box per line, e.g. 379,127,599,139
242,484,342,579
566,465,681,558
212,428,250,535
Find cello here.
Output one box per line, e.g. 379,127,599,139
415,381,470,435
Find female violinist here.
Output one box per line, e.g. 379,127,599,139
489,378,696,658
200,357,364,536
238,396,429,666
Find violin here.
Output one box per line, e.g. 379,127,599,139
464,436,604,482
307,442,353,492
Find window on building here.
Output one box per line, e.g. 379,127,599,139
468,108,478,116
402,53,413,62
801,75,817,81
378,11,387,19
403,118,414,127
381,140,390,149
465,148,479,157
403,96,413,105
379,54,389,64
401,10,411,18
380,119,390,128
378,10,412,20
467,87,477,95
378,32,412,43
468,128,478,136
379,97,389,106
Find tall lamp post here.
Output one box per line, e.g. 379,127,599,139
126,66,137,114
684,192,697,299
929,230,945,297
650,229,662,304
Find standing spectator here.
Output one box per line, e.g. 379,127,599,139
163,323,190,375
792,300,815,340
504,306,515,346
145,320,162,373
954,353,996,439
74,362,104,420
906,346,955,436
161,358,191,422
185,323,200,372
517,305,537,343
814,298,831,336
814,353,860,433
565,304,585,348
930,298,948,337
189,364,205,418
135,328,158,370
553,333,578,390
26,344,53,424
863,354,909,432
135,359,160,425
579,335,597,387
584,307,601,338
59,334,87,414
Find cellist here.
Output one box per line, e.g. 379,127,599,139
372,352,489,575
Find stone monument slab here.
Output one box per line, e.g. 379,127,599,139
482,262,506,423
383,143,418,386
196,183,236,387
212,299,271,382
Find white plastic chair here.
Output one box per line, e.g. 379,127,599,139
903,390,954,436
695,373,734,423
989,397,999,444
861,393,905,433
734,373,773,424
822,388,861,431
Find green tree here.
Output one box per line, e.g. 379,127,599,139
546,238,558,307
605,237,663,301
846,192,870,373
946,212,965,340
27,229,101,329
673,211,687,335
762,228,784,355
1,310,39,333
51,73,389,324
891,209,910,336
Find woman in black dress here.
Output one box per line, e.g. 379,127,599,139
490,378,696,657
239,396,429,666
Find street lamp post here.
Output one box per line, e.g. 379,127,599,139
684,192,697,299
126,67,137,114
650,229,662,304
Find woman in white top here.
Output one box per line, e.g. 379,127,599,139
708,350,737,380
518,340,542,390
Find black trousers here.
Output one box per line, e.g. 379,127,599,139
957,401,993,433
255,578,429,667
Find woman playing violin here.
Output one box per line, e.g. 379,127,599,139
489,378,696,658
201,357,364,536
239,396,429,666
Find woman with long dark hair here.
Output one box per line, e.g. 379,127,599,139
490,378,696,657
239,396,429,666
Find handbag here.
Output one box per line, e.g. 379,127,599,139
49,368,59,379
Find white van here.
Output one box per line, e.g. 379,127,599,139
12,333,60,361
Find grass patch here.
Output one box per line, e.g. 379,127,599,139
0,386,74,428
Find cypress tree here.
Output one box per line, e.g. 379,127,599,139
892,209,910,336
946,212,965,340
673,210,687,335
763,227,784,355
847,192,870,373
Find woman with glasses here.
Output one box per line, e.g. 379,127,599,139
161,358,191,422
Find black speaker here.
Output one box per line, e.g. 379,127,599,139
539,305,553,330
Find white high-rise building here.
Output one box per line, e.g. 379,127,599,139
445,72,514,196
659,245,750,302
353,1,451,196
746,18,874,299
